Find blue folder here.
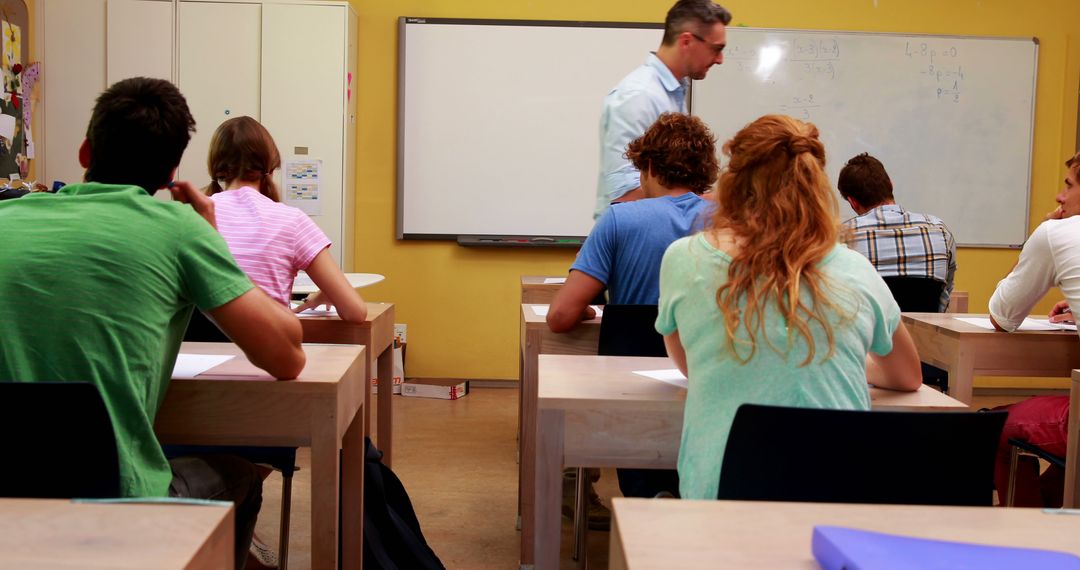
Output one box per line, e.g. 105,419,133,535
812,525,1080,570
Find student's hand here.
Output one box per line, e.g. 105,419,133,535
1045,206,1065,221
1048,299,1074,324
293,291,334,313
168,180,217,229
582,305,597,321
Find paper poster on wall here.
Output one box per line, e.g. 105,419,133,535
2,21,19,69
284,158,322,215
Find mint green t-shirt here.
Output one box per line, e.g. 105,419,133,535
656,234,900,500
0,183,254,497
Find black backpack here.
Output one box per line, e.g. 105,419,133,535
363,437,445,570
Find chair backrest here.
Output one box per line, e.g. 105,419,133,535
881,276,946,313
0,381,121,498
597,304,666,357
183,308,230,342
717,404,1006,506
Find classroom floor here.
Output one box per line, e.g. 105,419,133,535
255,387,1037,569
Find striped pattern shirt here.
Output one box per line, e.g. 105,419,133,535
843,203,957,312
211,186,331,306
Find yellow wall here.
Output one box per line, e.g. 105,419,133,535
351,0,1080,382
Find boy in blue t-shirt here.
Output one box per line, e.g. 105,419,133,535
545,113,719,523
548,112,717,332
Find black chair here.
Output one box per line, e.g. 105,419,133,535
597,304,667,357
184,308,230,343
881,276,946,313
569,305,673,561
1005,438,1066,507
0,381,121,498
179,311,298,569
881,276,950,392
597,305,677,499
717,404,1006,506
163,444,299,569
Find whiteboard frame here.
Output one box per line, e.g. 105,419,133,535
396,17,663,241
690,27,1038,248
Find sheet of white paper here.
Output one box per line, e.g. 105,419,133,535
0,114,14,141
543,277,567,284
532,304,602,318
300,306,338,316
954,316,1075,332
633,369,688,389
172,354,236,379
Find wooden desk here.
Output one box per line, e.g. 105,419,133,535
521,275,565,304
293,272,385,294
0,498,233,568
521,276,970,313
902,313,1080,404
609,498,1080,569
155,342,366,570
518,304,599,562
1065,369,1080,508
527,354,966,569
300,302,397,466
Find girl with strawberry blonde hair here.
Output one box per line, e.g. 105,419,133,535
656,114,922,500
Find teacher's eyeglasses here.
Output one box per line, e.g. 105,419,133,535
689,32,726,56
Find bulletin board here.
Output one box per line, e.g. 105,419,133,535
0,0,31,181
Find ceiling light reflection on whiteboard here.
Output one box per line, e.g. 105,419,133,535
755,45,784,81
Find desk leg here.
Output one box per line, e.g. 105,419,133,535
519,332,540,567
517,345,525,530
1065,376,1080,508
532,409,564,570
609,513,628,570
377,345,394,467
364,354,373,458
310,412,341,570
945,341,976,405
341,403,365,570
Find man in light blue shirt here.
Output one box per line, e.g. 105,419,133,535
594,0,732,219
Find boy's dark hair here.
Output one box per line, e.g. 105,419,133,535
83,77,196,193
837,152,894,207
662,0,732,46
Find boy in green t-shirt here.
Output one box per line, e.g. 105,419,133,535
0,77,306,569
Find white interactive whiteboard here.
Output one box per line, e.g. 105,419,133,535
695,28,1038,247
398,19,1038,247
398,18,662,240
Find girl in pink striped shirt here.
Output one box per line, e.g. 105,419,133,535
205,116,366,322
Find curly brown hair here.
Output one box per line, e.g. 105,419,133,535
624,113,719,194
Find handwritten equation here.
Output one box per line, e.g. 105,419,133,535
728,37,841,82
779,93,823,121
905,42,964,103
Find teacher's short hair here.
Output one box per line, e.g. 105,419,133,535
662,0,733,46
